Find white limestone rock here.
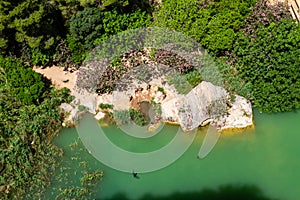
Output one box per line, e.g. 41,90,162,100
95,111,106,120
218,95,253,131
160,81,253,132
161,81,228,131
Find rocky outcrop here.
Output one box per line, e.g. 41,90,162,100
70,78,253,133
161,81,229,131
160,82,253,132
217,95,253,132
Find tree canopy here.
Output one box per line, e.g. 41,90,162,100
0,0,65,56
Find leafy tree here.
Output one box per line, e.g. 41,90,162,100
101,0,152,13
1,57,48,104
0,0,65,64
69,7,104,50
52,0,87,21
102,0,129,8
7,67,46,104
67,7,104,64
68,7,151,64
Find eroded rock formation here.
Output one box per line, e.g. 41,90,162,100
91,79,253,133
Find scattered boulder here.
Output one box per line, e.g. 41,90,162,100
95,111,106,120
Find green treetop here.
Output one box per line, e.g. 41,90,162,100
0,0,65,56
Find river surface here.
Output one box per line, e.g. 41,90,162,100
45,109,300,200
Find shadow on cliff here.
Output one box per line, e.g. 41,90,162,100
101,184,278,200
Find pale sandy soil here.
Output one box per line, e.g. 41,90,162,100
268,0,287,4
33,66,77,95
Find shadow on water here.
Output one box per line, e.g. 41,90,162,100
101,184,278,200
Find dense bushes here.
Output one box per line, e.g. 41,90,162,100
95,8,152,43
232,19,300,112
0,58,72,199
68,7,151,64
7,67,45,104
230,1,300,112
0,57,52,104
153,0,256,55
113,108,148,126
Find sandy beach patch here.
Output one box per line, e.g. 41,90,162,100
33,66,77,95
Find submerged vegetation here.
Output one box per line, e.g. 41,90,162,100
113,108,149,126
0,0,299,198
47,135,104,200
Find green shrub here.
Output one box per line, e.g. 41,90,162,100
93,8,151,45
113,110,131,125
113,108,148,126
157,87,165,94
78,105,87,111
167,74,193,94
1,58,47,105
129,108,148,126
150,98,162,116
30,49,51,66
99,103,113,110
185,70,202,88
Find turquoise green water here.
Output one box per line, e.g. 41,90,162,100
46,109,300,200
